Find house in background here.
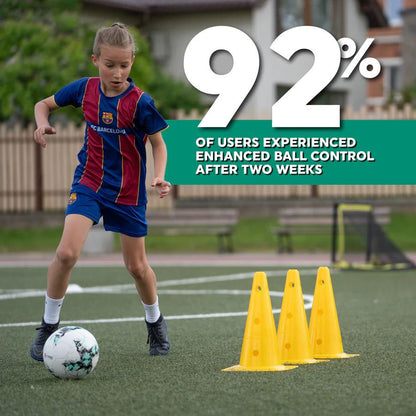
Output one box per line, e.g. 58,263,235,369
83,0,387,118
366,23,402,107
402,0,416,86
367,0,416,107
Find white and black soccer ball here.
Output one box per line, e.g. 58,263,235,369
43,326,99,379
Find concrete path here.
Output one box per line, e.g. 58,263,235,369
0,251,331,268
1,251,415,268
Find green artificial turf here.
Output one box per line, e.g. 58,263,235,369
0,265,415,415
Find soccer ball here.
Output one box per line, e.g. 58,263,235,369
43,326,99,379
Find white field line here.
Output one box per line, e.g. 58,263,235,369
0,270,316,328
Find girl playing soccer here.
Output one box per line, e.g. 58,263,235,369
30,23,171,359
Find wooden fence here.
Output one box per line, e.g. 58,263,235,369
0,123,172,213
1,104,416,213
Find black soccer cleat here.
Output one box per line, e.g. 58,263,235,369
145,315,170,356
29,318,59,361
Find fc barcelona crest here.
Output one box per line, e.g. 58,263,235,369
68,193,77,205
102,112,113,124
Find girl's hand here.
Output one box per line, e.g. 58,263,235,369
34,125,56,148
151,177,171,199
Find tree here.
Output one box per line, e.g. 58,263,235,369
386,79,416,109
400,80,416,108
0,0,202,124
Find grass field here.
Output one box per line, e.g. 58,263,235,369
1,263,415,416
1,212,416,254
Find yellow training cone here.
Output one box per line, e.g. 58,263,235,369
309,267,359,359
277,269,327,364
223,272,297,372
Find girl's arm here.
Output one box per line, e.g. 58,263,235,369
34,96,59,148
148,131,171,199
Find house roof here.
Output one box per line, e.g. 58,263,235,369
85,0,387,27
84,0,265,14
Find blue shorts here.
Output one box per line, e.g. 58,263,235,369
65,185,147,238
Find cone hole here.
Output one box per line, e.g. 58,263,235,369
290,282,295,287
257,286,262,291
320,280,325,285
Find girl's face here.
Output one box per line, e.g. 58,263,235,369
92,45,135,97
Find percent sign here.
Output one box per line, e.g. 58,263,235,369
338,37,381,79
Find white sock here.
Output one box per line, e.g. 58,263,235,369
142,296,161,324
43,295,64,324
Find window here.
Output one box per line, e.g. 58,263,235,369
312,0,332,32
279,0,304,30
276,0,344,38
388,66,402,92
384,65,403,100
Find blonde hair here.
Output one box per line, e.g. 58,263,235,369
93,23,136,57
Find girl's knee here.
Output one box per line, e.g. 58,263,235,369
126,260,148,280
55,246,79,269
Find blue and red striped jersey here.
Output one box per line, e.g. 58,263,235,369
54,77,168,206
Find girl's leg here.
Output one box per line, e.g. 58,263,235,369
119,234,157,305
30,214,93,361
47,214,93,299
120,233,170,355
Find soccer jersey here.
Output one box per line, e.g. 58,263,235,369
54,77,168,206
